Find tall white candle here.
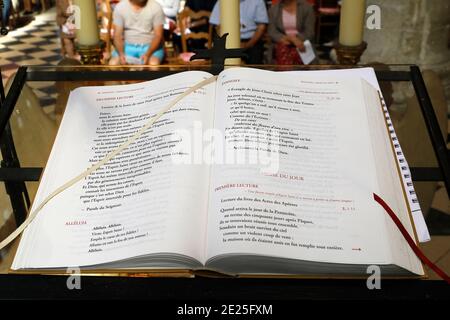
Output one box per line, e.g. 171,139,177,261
339,0,366,46
74,0,100,46
220,0,240,65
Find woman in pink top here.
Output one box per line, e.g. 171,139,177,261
268,0,315,64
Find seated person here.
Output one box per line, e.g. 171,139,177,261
268,0,315,65
184,0,217,35
209,0,269,64
155,0,180,42
1,0,11,31
155,0,180,20
172,0,217,52
110,0,165,65
185,0,217,12
56,0,77,59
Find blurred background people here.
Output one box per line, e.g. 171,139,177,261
268,0,315,64
155,0,180,20
184,0,217,12
210,0,269,64
1,0,12,30
56,0,77,58
110,0,165,65
172,0,217,52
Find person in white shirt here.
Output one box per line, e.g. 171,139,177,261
155,0,180,20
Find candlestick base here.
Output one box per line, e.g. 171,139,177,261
76,41,105,65
335,41,367,65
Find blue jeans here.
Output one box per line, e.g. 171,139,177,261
2,0,11,26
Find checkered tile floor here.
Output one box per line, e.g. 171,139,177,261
1,8,61,112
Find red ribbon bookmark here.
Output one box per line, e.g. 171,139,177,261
373,193,450,284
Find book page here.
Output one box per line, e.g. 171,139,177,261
284,67,429,243
13,71,215,269
205,67,402,268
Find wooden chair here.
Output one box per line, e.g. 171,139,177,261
165,8,212,64
314,0,340,44
178,7,212,53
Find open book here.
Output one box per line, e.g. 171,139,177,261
12,67,425,277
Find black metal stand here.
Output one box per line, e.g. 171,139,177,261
409,66,450,191
0,35,449,299
0,68,30,225
190,32,247,74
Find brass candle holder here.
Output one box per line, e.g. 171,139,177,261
76,40,106,65
335,41,367,65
